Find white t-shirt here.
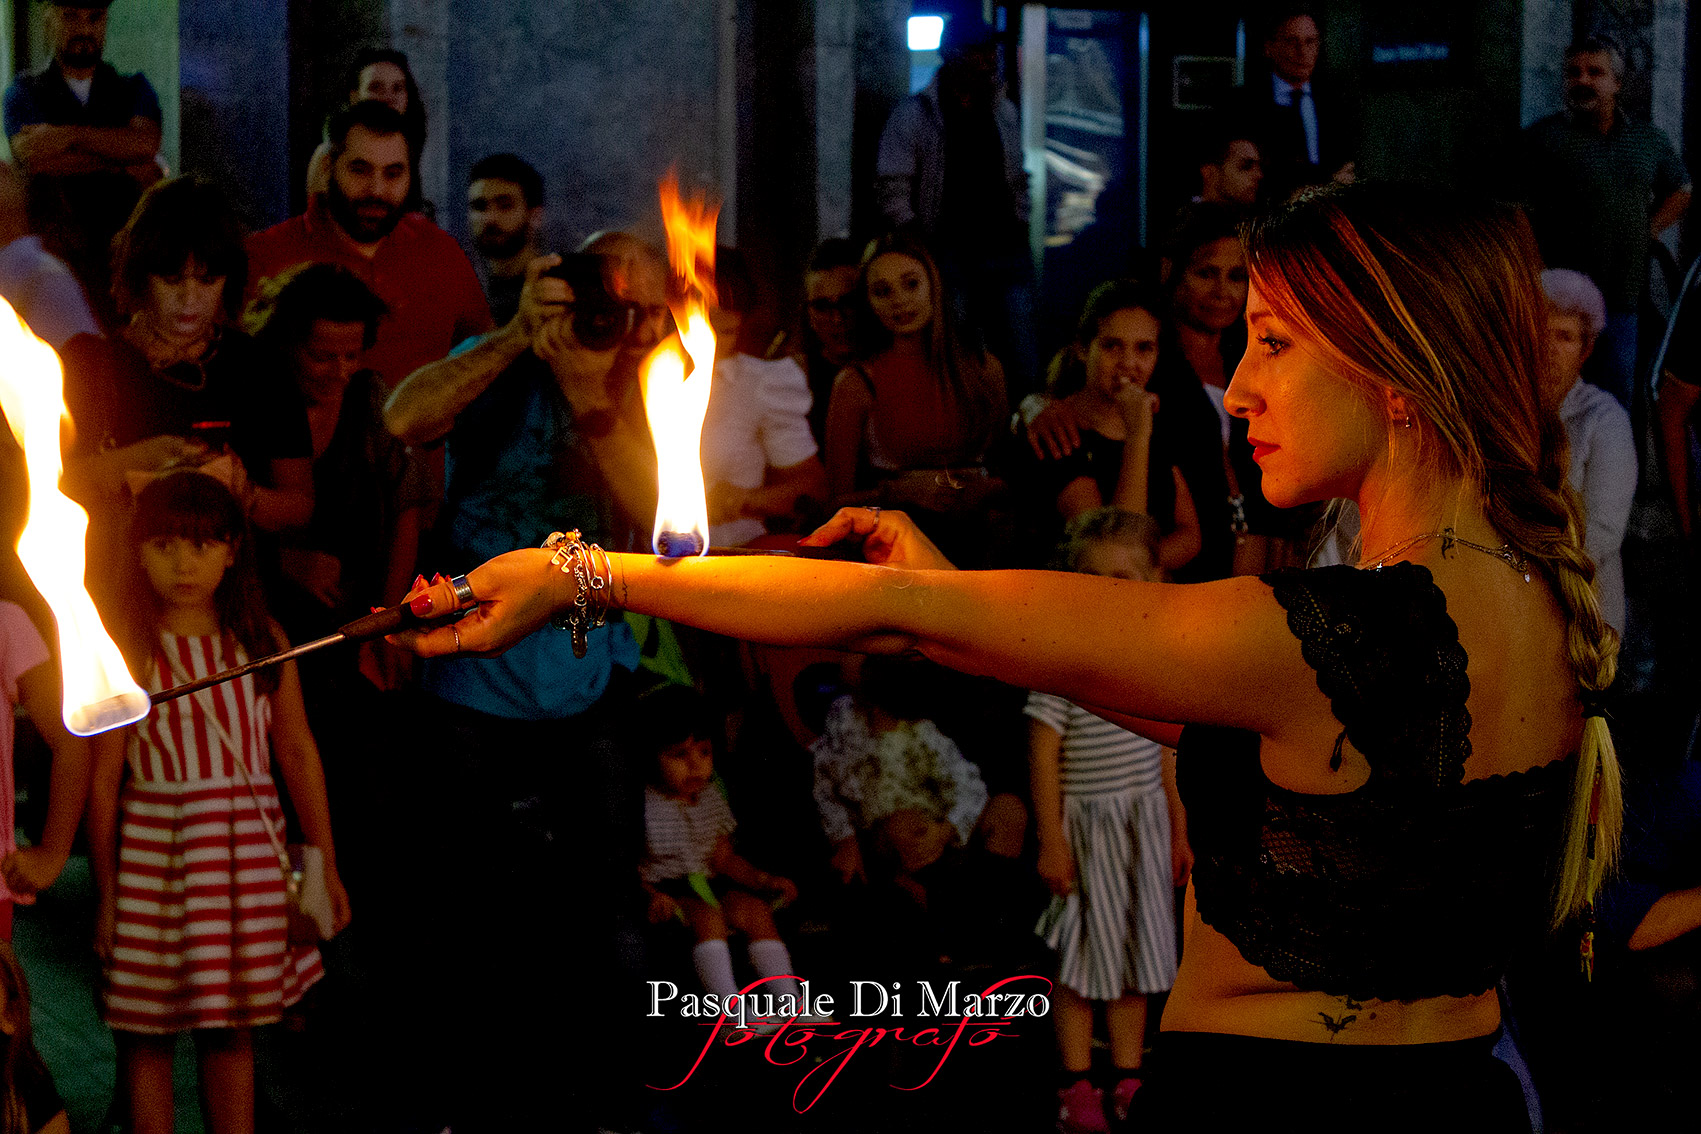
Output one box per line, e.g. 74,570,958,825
701,352,818,546
0,235,100,348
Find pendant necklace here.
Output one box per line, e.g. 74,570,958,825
1360,526,1531,582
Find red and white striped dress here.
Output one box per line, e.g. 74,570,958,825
103,633,323,1034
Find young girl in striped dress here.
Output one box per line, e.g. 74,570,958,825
88,472,349,1134
1028,509,1190,1134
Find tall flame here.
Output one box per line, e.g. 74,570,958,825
641,169,720,557
0,300,149,735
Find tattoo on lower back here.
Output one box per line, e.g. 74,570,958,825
1317,1010,1358,1039
1317,997,1364,1041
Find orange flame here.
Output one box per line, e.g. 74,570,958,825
0,300,148,735
641,170,720,557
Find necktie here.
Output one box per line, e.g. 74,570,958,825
1286,89,1309,165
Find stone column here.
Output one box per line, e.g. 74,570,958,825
389,0,450,219
815,0,855,239
851,0,909,236
181,0,291,226
1521,0,1572,127
1648,0,1685,154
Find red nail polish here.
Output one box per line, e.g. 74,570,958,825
433,573,446,584
409,593,433,616
414,574,427,589
370,606,382,614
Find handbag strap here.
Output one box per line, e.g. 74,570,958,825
156,644,294,883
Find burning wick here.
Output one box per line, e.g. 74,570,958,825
642,169,719,560
0,299,148,735
656,531,706,558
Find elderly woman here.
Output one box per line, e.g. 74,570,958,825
1541,268,1637,633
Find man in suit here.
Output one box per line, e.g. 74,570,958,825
1226,7,1355,202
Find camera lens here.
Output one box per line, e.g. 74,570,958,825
573,304,628,351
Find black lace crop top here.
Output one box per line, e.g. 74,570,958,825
1177,563,1575,1002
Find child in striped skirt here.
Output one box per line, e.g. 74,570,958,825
1028,510,1190,1134
88,473,350,1134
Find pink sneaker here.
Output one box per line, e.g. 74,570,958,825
1111,1076,1143,1123
1057,1078,1108,1134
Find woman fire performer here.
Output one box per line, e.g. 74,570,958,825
393,185,1618,1130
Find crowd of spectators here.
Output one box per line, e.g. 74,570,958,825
0,2,1693,1133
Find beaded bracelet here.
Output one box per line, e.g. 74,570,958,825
541,530,611,659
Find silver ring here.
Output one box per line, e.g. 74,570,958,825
868,506,881,521
449,574,477,609
452,625,462,653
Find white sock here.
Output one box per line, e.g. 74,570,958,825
747,937,803,1004
692,939,738,1000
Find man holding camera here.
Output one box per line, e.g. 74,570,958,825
379,233,665,1129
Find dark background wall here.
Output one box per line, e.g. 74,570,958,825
445,0,723,255
1142,0,1525,225
285,0,387,221
1332,0,1523,186
9,1,1689,329
180,0,290,230
737,0,817,346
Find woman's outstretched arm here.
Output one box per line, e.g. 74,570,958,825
397,512,1305,736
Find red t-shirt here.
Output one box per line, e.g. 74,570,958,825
245,202,494,392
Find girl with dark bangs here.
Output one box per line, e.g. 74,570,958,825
60,176,313,548
89,472,348,1134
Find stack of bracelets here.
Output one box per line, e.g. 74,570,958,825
541,530,612,658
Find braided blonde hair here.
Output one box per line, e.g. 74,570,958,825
1243,184,1620,928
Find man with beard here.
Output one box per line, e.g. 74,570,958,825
3,0,163,317
1520,34,1691,408
247,100,491,393
467,153,544,324
379,234,666,1129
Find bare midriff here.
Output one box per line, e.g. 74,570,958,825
1160,884,1502,1044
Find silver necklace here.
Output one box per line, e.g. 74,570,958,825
1361,526,1531,582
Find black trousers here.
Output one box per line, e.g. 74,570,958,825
369,681,649,1133
1130,1030,1531,1133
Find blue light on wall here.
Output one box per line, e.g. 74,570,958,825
908,16,945,52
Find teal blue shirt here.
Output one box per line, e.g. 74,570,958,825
423,335,638,719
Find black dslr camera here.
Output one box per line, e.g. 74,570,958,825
543,253,638,351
